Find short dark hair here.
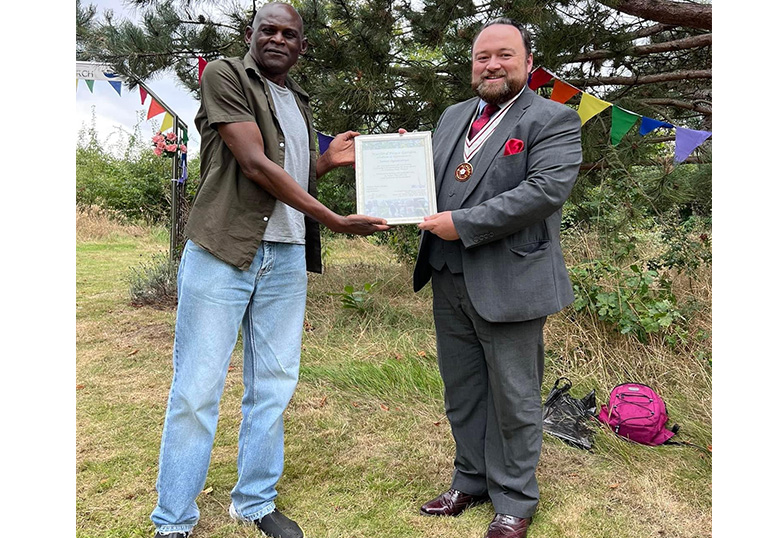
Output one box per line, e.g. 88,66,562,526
473,17,532,56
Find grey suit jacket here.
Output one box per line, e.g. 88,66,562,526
413,88,583,322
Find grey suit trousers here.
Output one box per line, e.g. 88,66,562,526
432,267,546,518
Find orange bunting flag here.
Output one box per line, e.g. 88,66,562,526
577,93,612,125
139,85,148,105
550,80,579,104
147,98,166,120
160,113,174,133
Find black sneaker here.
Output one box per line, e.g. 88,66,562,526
154,532,190,538
255,509,304,538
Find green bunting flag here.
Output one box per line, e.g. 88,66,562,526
610,105,640,146
85,79,95,93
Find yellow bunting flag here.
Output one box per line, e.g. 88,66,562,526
160,113,174,132
577,93,612,125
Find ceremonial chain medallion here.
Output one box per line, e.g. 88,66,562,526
455,162,473,182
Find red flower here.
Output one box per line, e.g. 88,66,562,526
503,138,525,155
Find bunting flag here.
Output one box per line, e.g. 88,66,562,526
550,79,580,104
610,105,640,146
674,127,712,163
526,65,713,162
147,98,167,120
198,56,208,84
639,116,674,136
182,128,189,145
577,93,612,125
108,80,122,95
317,131,334,154
528,67,553,90
179,152,188,183
160,113,174,132
85,79,95,93
139,85,148,105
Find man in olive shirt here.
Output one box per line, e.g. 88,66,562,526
150,4,388,538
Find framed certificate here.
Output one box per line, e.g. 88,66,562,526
355,131,437,225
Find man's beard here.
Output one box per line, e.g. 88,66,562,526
472,71,519,105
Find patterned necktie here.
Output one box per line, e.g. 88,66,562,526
469,103,499,139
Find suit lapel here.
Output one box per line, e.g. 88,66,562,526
434,97,479,192
460,89,535,203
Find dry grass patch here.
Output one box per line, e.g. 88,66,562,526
76,217,711,538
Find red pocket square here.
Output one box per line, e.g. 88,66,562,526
503,138,525,156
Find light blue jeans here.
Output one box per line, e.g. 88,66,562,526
151,239,307,534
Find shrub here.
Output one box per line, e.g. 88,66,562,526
126,252,178,308
569,260,686,344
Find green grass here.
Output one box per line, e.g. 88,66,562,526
77,216,711,538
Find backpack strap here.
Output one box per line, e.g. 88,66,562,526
661,424,711,453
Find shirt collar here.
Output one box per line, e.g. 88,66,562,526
477,84,526,114
242,52,310,100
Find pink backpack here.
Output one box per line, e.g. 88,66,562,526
597,383,678,446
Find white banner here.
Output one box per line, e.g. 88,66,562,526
76,61,125,82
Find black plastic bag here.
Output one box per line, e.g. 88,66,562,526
542,377,597,450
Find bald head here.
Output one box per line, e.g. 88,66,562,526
251,2,303,34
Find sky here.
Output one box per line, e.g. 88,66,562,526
75,0,204,155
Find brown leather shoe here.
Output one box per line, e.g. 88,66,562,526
484,514,531,538
419,488,489,517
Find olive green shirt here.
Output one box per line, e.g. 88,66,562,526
186,52,322,272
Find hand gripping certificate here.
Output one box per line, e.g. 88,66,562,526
355,131,437,225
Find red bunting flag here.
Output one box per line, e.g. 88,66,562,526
528,67,553,90
147,98,166,120
550,80,580,104
139,85,148,105
198,56,208,84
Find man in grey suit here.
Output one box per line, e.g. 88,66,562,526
413,17,582,538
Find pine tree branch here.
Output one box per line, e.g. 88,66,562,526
567,69,711,87
639,98,712,114
566,33,711,63
597,0,711,31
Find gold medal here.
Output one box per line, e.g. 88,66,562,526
455,162,473,181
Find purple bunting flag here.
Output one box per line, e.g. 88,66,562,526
639,116,674,136
317,131,334,155
674,127,712,163
179,152,188,183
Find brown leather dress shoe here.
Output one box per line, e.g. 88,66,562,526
484,514,531,538
419,488,490,517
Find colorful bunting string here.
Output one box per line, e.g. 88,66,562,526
530,66,712,162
